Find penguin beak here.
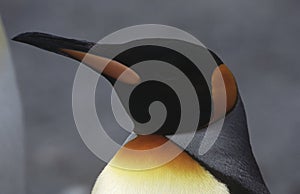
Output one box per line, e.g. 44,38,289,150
12,32,141,85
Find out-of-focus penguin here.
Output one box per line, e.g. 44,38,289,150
0,19,24,194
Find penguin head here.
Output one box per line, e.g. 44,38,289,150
12,32,238,136
12,32,269,194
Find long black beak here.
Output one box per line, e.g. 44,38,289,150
12,32,141,85
13,32,94,58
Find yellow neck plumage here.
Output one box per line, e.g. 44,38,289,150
92,135,229,194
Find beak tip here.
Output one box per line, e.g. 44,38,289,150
11,34,21,42
11,32,31,43
12,32,46,44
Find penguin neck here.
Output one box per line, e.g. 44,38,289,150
92,135,230,194
109,135,183,170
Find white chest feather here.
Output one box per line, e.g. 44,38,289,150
92,135,229,194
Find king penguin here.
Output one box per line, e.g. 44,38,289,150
13,32,270,194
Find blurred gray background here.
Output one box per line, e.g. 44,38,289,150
1,0,300,193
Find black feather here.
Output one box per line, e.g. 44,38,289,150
183,95,270,194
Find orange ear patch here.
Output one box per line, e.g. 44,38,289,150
211,64,238,121
61,49,141,85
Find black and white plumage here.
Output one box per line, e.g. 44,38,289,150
12,32,270,194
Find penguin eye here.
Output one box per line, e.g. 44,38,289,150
211,63,238,121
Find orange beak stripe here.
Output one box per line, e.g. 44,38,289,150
61,49,141,85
